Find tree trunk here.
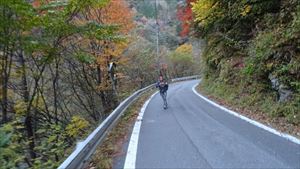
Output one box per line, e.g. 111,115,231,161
1,69,8,123
25,115,36,160
18,52,36,160
97,66,102,84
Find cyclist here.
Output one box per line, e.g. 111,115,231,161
156,75,169,109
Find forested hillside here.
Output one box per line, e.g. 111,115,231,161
0,0,200,168
0,0,137,168
125,0,200,80
3,0,298,168
191,0,300,126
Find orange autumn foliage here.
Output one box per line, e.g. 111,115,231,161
177,0,196,37
86,0,135,89
32,0,40,8
89,0,134,61
97,0,135,34
32,0,135,90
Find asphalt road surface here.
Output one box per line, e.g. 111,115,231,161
118,80,300,169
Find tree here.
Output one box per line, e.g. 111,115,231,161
84,0,135,109
122,36,157,89
191,0,300,122
177,0,196,38
167,44,197,78
0,0,124,168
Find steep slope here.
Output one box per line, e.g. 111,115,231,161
192,0,300,126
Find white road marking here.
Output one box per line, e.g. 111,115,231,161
192,83,300,145
123,92,158,169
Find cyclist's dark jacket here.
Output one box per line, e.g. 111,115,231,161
156,81,168,93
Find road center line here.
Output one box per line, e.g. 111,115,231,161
123,92,158,169
192,83,300,145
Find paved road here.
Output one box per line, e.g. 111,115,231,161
119,80,300,169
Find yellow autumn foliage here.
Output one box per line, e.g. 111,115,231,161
66,116,90,138
241,5,252,16
14,101,27,116
192,0,221,26
32,96,45,111
175,44,193,54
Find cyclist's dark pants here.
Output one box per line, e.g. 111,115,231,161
160,91,167,107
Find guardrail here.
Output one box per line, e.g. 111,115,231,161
58,75,200,169
171,75,200,82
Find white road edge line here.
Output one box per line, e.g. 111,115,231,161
123,92,158,169
192,83,300,145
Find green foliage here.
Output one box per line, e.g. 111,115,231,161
66,116,90,138
0,0,124,168
200,77,300,125
14,101,28,117
136,1,156,18
192,0,300,123
167,44,198,78
245,5,300,91
33,125,68,169
0,0,36,53
83,22,121,41
0,124,25,169
244,31,276,77
122,36,158,88
75,52,96,64
0,125,16,169
65,0,109,14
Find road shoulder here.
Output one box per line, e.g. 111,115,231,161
87,89,156,169
193,82,300,143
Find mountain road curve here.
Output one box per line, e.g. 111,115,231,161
115,80,300,169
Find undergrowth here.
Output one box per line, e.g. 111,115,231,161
199,77,300,125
